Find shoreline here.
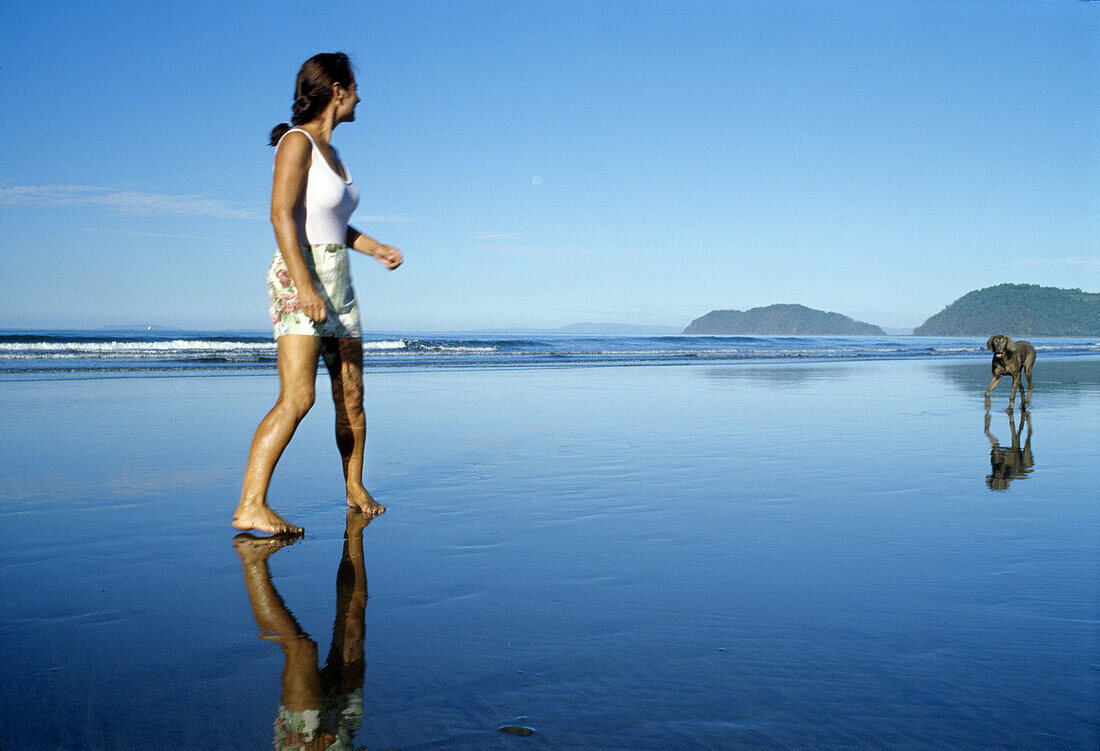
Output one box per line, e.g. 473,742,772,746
4,332,1096,381
2,349,1097,383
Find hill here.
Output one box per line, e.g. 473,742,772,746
683,304,885,335
914,284,1100,336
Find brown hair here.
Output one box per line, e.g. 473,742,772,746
269,52,355,146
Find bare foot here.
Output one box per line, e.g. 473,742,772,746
347,483,385,517
232,503,303,536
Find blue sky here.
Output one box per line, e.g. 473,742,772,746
1,0,1096,332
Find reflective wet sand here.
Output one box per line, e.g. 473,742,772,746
1,357,1097,749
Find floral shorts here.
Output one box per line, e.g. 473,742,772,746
268,244,361,339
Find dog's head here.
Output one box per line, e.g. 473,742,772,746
986,335,1012,360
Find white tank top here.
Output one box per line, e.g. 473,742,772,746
276,128,359,246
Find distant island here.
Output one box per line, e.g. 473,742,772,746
914,284,1100,336
683,304,885,335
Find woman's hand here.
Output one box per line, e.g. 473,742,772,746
346,226,402,269
373,244,403,269
298,285,328,323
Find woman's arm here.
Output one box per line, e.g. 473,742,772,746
271,132,328,322
347,225,403,269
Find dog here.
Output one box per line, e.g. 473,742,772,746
985,335,1035,410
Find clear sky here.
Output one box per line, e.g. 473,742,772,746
1,0,1096,332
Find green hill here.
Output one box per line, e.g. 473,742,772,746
683,304,885,335
914,284,1100,336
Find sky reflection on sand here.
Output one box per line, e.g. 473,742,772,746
0,357,1097,749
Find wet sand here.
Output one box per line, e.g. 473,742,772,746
1,357,1097,749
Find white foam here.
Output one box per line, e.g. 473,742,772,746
0,339,274,359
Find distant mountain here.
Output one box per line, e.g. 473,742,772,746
683,304,885,335
914,284,1100,336
557,323,682,335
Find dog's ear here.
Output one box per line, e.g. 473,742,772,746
1005,338,1017,353
986,336,996,352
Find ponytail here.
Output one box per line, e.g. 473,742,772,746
269,123,292,146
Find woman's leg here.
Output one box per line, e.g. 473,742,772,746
322,337,385,516
234,335,320,534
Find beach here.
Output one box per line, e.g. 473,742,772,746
1,354,1097,749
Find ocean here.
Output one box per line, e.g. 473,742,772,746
2,330,1097,377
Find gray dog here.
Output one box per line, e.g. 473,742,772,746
985,335,1036,410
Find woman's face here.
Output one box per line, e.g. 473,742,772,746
335,80,359,123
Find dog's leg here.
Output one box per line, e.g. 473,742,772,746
1008,374,1020,411
985,374,1001,396
1024,363,1034,409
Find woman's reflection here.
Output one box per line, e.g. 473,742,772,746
234,509,372,751
984,409,1034,490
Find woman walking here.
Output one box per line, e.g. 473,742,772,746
234,52,402,535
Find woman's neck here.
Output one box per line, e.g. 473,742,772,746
300,111,338,146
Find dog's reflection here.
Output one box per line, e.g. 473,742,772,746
984,409,1034,490
235,510,372,751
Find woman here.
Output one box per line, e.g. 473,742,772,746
234,52,402,536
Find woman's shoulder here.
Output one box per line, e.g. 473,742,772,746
273,129,313,171
276,128,315,151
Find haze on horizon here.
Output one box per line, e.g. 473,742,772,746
1,1,1096,333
